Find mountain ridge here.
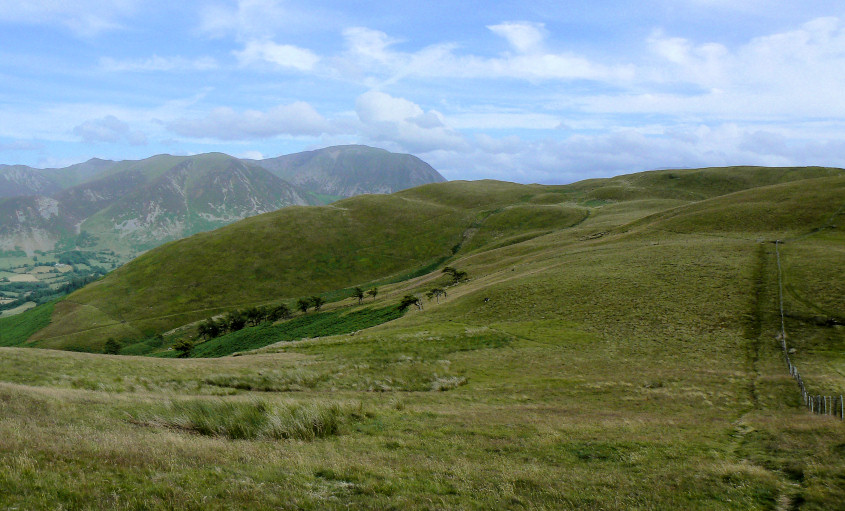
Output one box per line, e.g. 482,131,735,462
0,146,446,257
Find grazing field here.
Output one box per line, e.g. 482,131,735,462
0,168,843,509
5,273,38,282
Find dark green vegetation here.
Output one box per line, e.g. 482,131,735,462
0,300,54,346
1,166,844,509
188,306,405,358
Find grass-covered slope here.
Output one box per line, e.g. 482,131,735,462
26,188,484,349
567,165,845,202
0,167,843,509
12,168,845,352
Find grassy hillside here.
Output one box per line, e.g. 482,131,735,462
0,166,843,509
24,191,478,350
9,168,844,351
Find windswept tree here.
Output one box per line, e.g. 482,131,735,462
311,295,325,312
244,306,265,327
103,338,122,355
426,287,447,303
442,267,468,285
226,310,246,332
297,298,311,314
367,287,379,301
174,339,193,358
353,286,365,304
198,318,222,339
268,303,291,322
398,294,423,311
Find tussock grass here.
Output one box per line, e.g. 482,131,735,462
138,398,353,440
203,368,325,392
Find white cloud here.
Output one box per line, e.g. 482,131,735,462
343,27,400,63
638,17,845,118
198,0,324,41
0,0,139,37
487,22,547,53
239,150,265,160
338,24,634,85
100,55,218,72
425,121,845,184
234,40,320,71
167,102,333,140
72,115,147,145
355,91,467,153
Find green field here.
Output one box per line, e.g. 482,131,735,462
0,167,843,509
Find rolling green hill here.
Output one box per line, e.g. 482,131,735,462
8,166,843,353
1,165,843,509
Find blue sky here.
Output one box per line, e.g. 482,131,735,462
2,1,845,183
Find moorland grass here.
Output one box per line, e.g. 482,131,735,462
0,169,843,509
136,398,354,440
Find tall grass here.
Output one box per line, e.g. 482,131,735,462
140,398,353,440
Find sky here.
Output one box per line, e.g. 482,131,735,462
2,1,845,184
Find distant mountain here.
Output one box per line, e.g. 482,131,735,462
0,158,117,198
0,146,445,256
77,153,312,251
253,145,446,198
0,166,61,198
0,195,69,252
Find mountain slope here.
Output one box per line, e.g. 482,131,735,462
0,158,117,198
254,145,446,198
0,166,60,198
0,196,68,252
0,146,445,256
76,153,313,252
15,166,845,351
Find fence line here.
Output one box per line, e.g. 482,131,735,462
775,240,843,420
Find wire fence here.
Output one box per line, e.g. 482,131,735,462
775,240,843,420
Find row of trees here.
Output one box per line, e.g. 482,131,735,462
195,287,381,341
197,303,293,340
191,264,469,344
398,266,469,312
181,265,468,355
353,286,379,304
